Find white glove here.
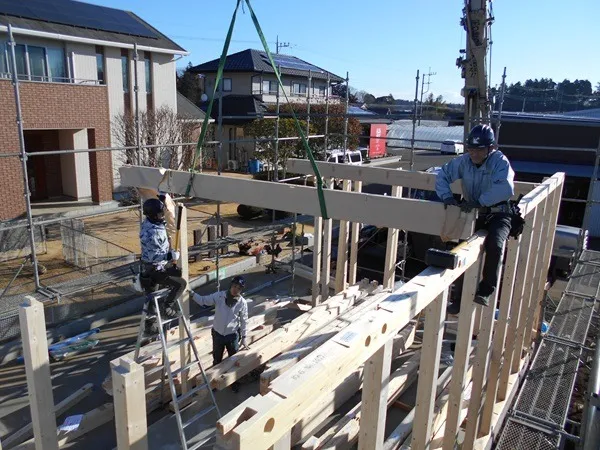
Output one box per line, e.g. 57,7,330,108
169,250,180,261
240,337,249,350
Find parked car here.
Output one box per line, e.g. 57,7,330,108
440,140,464,155
326,149,363,165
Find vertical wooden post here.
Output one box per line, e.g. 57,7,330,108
442,259,481,449
112,357,148,450
178,206,191,394
335,180,351,293
497,208,536,400
321,178,334,301
19,296,58,450
208,225,217,258
463,241,506,450
479,236,521,436
272,430,291,450
312,215,323,306
348,180,362,285
512,197,546,374
358,339,393,450
383,186,403,290
411,289,449,449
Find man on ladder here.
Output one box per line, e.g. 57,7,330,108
190,275,249,392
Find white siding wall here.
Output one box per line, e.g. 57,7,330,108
66,42,97,82
59,129,91,199
132,54,147,112
152,52,177,111
105,46,126,189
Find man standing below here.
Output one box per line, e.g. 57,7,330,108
189,276,249,391
435,124,515,314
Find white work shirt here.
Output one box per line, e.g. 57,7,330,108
191,291,248,338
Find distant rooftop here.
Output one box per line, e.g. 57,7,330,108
191,49,343,82
387,120,463,150
177,93,207,121
495,111,600,127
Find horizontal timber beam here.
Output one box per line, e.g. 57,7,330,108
286,159,536,197
119,166,475,238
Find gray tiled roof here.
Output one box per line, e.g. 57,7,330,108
191,49,343,82
177,92,206,121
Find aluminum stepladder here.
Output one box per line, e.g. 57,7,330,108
133,288,221,450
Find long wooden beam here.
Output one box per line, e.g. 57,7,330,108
119,166,475,239
286,159,536,197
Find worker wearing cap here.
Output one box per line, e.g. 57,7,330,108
190,276,249,389
435,124,515,314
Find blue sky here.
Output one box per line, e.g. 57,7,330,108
90,0,599,103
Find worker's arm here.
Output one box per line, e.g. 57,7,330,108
239,299,249,348
435,158,462,202
190,290,221,307
478,156,515,206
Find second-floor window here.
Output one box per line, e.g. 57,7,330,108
222,78,232,92
96,46,105,83
262,80,277,94
292,82,307,96
319,84,326,96
10,44,66,82
144,54,152,93
121,49,130,93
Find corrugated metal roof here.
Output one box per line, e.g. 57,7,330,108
387,121,463,149
191,49,343,82
556,108,600,119
495,111,600,127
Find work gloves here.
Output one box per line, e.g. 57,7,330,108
443,197,459,208
167,250,180,261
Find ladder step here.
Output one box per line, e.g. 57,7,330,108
187,434,215,450
182,405,216,429
172,360,199,378
177,382,208,404
165,337,192,352
159,316,181,327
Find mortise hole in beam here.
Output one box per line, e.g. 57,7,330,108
381,323,388,334
365,336,371,347
264,418,275,433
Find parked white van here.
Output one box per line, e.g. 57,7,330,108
326,149,363,165
440,140,464,155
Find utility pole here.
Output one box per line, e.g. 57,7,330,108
276,35,290,54
418,67,436,125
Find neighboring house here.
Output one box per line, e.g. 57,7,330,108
0,0,186,220
190,49,343,169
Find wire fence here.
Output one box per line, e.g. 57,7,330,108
0,222,46,263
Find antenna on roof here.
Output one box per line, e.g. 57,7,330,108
276,35,291,54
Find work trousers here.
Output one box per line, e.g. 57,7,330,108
142,266,187,331
212,329,240,366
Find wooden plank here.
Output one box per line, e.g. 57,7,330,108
497,208,537,401
411,289,448,449
348,180,362,285
112,358,148,450
335,180,351,293
479,235,520,435
312,216,323,305
119,166,476,239
18,297,58,450
322,179,334,300
178,205,191,394
358,339,393,450
285,159,535,197
3,383,93,448
383,186,402,289
272,431,291,450
462,280,502,450
442,260,480,450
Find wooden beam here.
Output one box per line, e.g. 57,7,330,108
322,179,334,300
119,166,475,239
272,431,291,450
112,357,148,450
497,208,537,401
442,259,480,450
178,205,191,394
358,338,393,450
19,296,58,450
411,289,448,449
335,180,351,293
312,216,323,306
285,159,535,198
479,235,520,435
348,181,363,285
383,185,402,289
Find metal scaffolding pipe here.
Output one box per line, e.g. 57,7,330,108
580,331,600,450
8,24,41,290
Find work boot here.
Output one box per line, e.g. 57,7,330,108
447,301,461,315
142,320,159,342
474,287,495,307
161,301,179,320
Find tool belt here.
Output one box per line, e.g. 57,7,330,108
480,198,525,238
480,201,511,215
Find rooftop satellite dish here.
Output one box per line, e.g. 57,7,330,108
201,93,208,102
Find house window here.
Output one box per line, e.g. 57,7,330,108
0,44,8,77
292,82,307,95
28,46,47,81
95,46,105,83
7,43,65,82
121,50,130,93
319,84,326,96
144,53,152,93
46,47,66,81
262,80,277,94
221,78,232,92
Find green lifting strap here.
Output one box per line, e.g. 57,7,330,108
243,0,328,219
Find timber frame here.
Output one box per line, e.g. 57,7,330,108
16,162,563,450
